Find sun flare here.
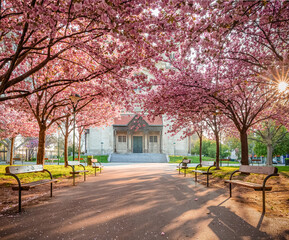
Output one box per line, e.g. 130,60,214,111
278,81,288,92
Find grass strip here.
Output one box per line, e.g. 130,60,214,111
0,165,100,185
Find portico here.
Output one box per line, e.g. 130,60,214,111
113,115,163,154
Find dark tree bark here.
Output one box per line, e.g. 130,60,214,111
36,127,46,165
240,130,249,165
215,130,220,169
9,137,15,165
197,132,203,167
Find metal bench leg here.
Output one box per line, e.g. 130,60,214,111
50,182,53,197
262,189,266,213
73,172,75,186
207,174,209,187
195,172,197,183
229,183,232,197
84,172,86,181
18,189,22,212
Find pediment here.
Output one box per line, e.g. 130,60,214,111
127,115,149,130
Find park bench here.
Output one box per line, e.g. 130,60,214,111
91,159,103,176
12,157,21,164
251,159,261,166
177,159,191,177
190,162,216,187
75,157,87,165
68,161,89,186
224,165,279,213
5,165,57,212
47,158,58,164
220,159,230,166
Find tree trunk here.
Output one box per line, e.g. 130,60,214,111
64,134,68,167
240,130,249,165
64,116,70,167
266,144,273,166
215,131,220,169
199,134,202,166
36,127,46,165
77,130,83,161
9,137,15,165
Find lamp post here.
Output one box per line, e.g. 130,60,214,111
57,127,60,165
173,142,176,156
100,141,104,162
69,94,81,161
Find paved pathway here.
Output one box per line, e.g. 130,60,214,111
0,163,288,240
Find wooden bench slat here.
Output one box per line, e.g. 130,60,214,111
239,165,277,175
224,180,272,191
67,161,83,166
12,179,57,190
70,170,89,174
6,165,44,174
191,170,212,175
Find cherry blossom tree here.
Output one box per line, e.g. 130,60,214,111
57,99,118,166
0,0,180,101
0,102,38,164
138,1,289,166
9,69,102,164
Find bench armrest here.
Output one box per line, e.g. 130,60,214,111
93,162,102,167
207,164,216,174
43,169,53,180
263,173,279,188
195,164,201,171
79,164,86,171
68,165,74,172
229,169,240,180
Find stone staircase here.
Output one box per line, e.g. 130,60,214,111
110,153,168,163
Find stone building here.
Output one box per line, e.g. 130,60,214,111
85,114,191,156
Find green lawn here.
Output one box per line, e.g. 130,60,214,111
276,166,289,172
169,155,239,164
0,165,99,185
63,155,108,162
169,155,215,163
27,155,109,163
182,165,289,179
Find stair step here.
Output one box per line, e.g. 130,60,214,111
110,153,167,163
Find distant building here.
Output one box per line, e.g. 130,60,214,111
85,114,191,155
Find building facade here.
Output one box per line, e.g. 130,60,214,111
85,114,191,156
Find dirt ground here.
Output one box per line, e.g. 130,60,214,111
0,170,288,217
196,172,289,218
0,164,289,240
0,177,75,213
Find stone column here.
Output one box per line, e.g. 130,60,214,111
126,131,129,153
128,131,132,153
144,131,148,153
113,130,116,153
160,131,162,154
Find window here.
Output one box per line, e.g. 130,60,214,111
118,136,126,142
149,136,158,143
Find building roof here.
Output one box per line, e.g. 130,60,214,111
113,114,163,126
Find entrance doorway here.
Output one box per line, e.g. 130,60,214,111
133,136,143,153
